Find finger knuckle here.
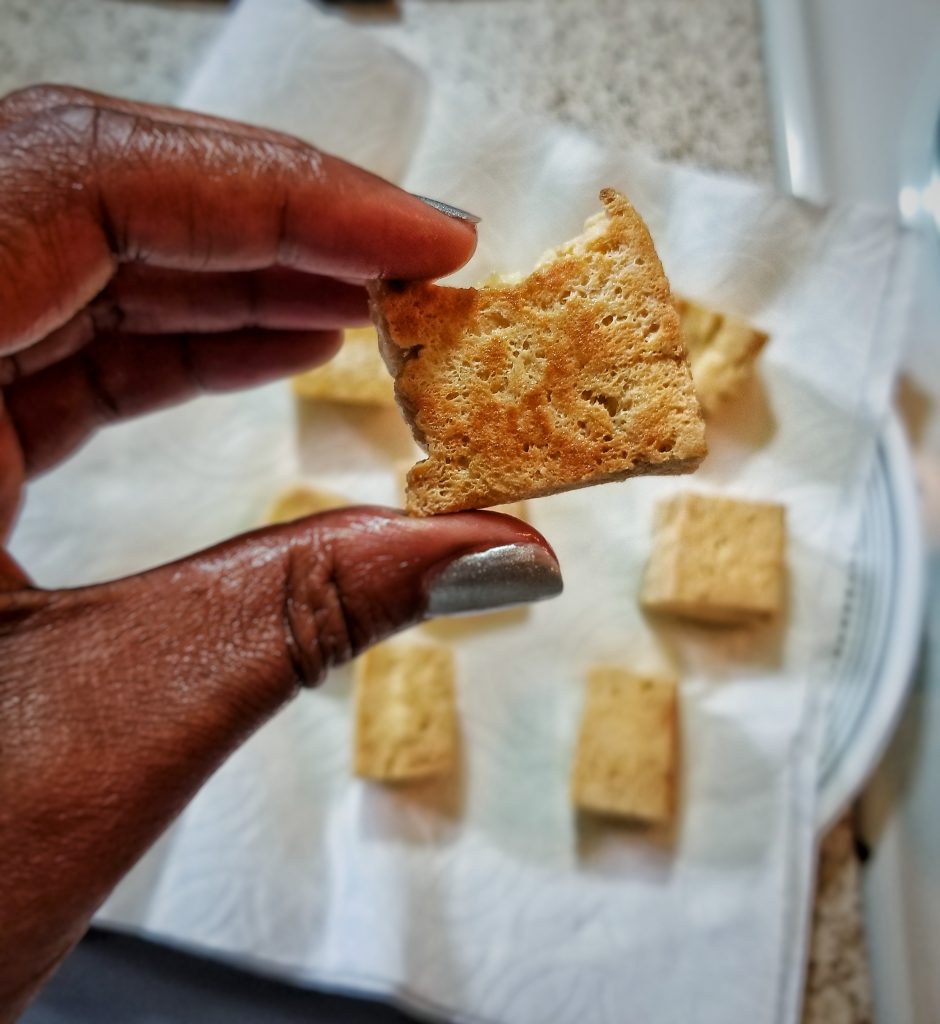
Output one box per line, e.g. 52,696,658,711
0,83,82,120
25,103,140,171
281,535,357,686
0,102,97,182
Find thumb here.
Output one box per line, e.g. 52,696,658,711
0,508,560,1016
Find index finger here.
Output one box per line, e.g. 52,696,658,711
0,97,477,352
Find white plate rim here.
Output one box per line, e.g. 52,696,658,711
815,412,926,831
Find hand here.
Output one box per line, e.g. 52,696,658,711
0,86,562,1020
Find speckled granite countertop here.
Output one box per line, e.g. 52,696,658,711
0,1,870,1021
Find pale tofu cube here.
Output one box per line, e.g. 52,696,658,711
676,296,768,415
641,492,785,624
354,644,457,782
571,668,678,824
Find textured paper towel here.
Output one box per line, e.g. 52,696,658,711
9,2,911,1022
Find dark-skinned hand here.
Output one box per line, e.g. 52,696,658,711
0,86,562,1021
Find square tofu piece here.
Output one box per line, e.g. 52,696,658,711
641,492,785,624
263,484,347,525
571,668,678,823
676,297,768,415
292,326,395,406
354,644,457,782
371,189,706,516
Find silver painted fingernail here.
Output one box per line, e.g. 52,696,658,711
425,544,563,617
413,194,481,225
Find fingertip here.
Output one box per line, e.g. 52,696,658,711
423,509,557,561
328,506,559,571
411,195,482,226
378,191,479,280
270,506,562,632
323,161,479,281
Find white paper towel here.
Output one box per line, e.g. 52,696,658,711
9,2,913,1022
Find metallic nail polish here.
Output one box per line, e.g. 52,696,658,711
424,544,563,617
413,195,481,225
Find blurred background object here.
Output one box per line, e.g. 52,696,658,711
0,0,774,179
760,0,940,1021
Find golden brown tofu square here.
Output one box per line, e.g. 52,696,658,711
676,297,768,416
371,189,706,516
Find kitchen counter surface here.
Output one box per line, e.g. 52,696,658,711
0,1,868,1022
